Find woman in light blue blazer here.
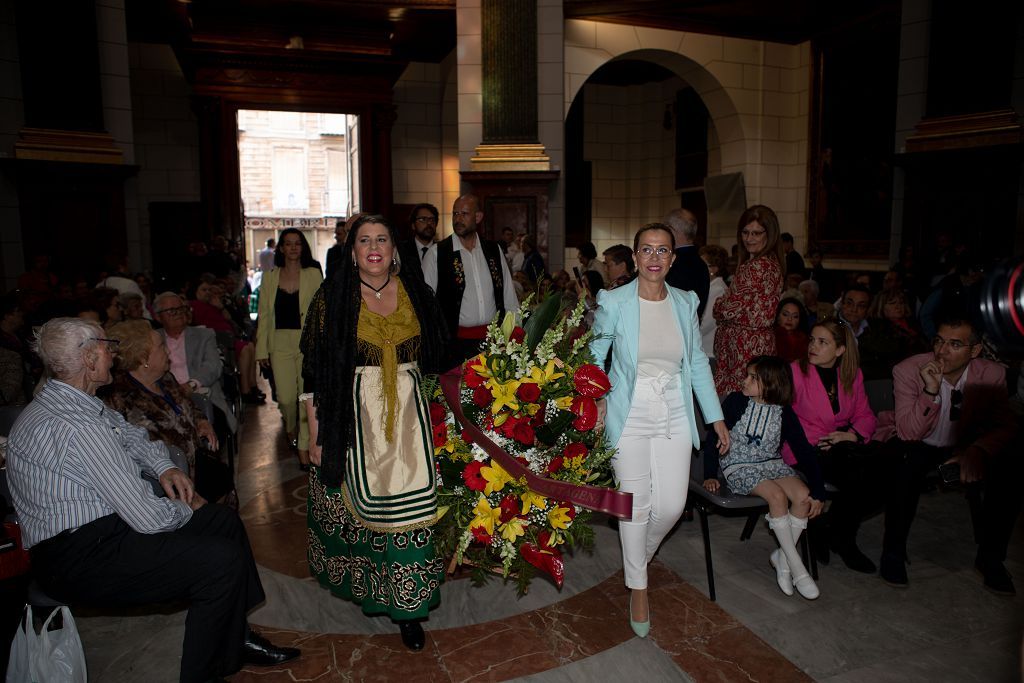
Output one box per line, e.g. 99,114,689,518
590,223,730,638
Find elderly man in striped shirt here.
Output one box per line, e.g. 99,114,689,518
5,317,299,683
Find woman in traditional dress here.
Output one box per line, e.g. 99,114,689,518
712,205,785,395
301,214,448,651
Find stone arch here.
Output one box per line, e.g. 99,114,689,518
565,47,745,155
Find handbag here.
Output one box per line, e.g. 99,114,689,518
6,605,88,683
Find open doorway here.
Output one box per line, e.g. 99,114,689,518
236,110,361,275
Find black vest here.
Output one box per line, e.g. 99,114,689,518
435,236,506,336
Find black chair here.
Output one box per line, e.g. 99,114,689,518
688,453,816,601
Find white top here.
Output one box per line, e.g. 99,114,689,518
923,366,969,448
700,276,727,358
637,295,684,378
422,233,519,327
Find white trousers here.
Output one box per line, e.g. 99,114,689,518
613,375,692,589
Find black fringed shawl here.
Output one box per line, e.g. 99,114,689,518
301,247,448,488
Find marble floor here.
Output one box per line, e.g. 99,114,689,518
73,393,1023,682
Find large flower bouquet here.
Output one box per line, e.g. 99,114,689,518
427,296,623,594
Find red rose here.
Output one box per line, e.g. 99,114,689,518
499,413,521,438
546,457,563,474
499,495,520,523
558,502,577,520
429,401,446,426
517,382,541,403
570,396,598,431
573,364,611,399
472,384,492,408
462,461,487,491
463,358,486,388
563,442,588,461
461,428,474,444
512,420,535,446
432,422,447,448
470,525,492,545
510,326,527,343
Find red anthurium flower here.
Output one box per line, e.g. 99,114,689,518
499,495,520,523
472,384,492,408
463,461,487,491
570,396,598,431
510,326,527,343
463,358,486,388
470,525,492,545
530,401,547,427
546,456,563,474
500,413,521,438
512,420,535,446
517,382,541,403
573,364,611,398
519,542,565,588
429,402,446,427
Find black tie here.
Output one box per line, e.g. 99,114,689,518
421,246,428,257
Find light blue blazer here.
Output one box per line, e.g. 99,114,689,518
589,279,723,451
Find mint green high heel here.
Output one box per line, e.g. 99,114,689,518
629,592,650,638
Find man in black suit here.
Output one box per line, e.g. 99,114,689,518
664,208,710,317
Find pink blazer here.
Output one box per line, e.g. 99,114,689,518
872,352,1015,455
783,360,877,465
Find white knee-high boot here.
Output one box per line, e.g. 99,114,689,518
767,515,819,599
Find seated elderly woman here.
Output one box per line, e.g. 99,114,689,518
100,320,234,505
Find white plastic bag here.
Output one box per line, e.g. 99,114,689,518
6,605,87,683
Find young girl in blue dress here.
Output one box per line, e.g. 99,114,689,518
702,355,826,599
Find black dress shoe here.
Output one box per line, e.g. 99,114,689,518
831,541,876,573
398,620,425,651
976,560,1016,596
241,628,301,667
879,553,908,587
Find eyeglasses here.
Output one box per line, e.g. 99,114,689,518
156,305,189,316
636,246,672,259
414,216,437,224
933,336,973,351
949,389,963,421
80,337,120,352
741,229,767,238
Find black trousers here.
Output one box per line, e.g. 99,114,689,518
880,438,1022,564
812,441,889,545
29,504,265,683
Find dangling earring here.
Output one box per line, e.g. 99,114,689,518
144,363,149,368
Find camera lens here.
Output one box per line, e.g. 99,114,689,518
978,257,1024,352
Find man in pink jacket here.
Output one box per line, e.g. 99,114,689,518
873,317,1019,594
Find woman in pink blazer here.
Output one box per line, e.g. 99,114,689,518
786,318,878,574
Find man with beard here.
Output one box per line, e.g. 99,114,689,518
422,194,517,368
407,203,439,262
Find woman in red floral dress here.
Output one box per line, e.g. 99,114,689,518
713,205,785,395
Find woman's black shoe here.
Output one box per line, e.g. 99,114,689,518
398,621,425,651
831,541,876,573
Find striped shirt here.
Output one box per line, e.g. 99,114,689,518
5,380,192,548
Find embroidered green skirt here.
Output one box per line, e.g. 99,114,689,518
307,363,444,620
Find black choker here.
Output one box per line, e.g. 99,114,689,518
360,275,391,300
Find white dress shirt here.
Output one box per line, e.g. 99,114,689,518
923,366,969,448
423,233,519,327
415,239,436,262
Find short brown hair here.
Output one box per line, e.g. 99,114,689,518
747,355,793,406
633,223,675,252
107,320,156,371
